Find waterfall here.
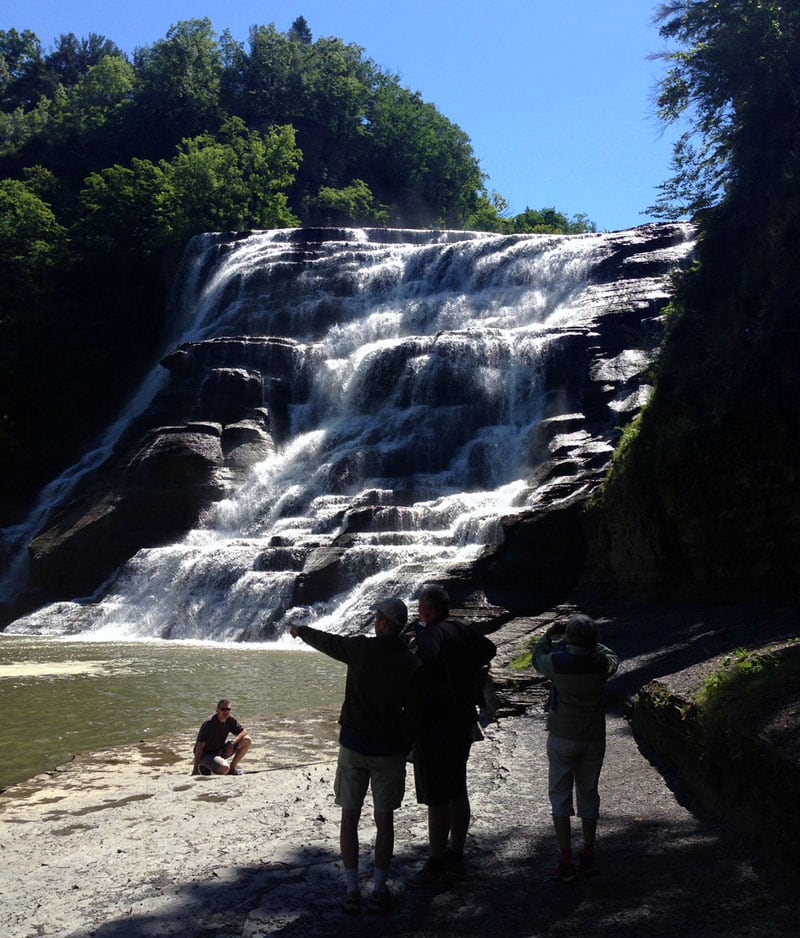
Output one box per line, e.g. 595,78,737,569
3,225,694,642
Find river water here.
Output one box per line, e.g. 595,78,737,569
0,635,343,790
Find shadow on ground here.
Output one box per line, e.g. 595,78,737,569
70,807,799,937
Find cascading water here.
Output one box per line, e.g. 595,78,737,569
3,225,694,642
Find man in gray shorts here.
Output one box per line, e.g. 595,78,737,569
291,598,423,914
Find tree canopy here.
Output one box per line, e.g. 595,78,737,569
649,0,800,220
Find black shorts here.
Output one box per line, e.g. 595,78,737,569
413,722,472,806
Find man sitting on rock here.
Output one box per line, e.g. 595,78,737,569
192,699,253,776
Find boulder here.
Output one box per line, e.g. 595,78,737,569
28,427,225,598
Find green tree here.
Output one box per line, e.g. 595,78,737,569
0,28,45,110
132,19,223,159
77,158,171,257
466,191,513,232
649,0,800,219
163,118,301,238
45,55,137,174
511,206,596,234
600,1,800,600
289,17,313,45
0,94,52,160
0,178,68,497
369,81,484,226
308,178,389,226
44,32,123,88
229,24,299,125
0,178,65,293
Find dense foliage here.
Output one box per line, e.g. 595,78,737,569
600,1,800,600
0,17,591,521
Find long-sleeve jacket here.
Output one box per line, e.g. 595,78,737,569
414,617,497,727
295,625,424,756
533,635,619,741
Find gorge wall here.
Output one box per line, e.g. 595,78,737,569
1,224,694,639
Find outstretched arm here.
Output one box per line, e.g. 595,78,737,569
289,623,354,664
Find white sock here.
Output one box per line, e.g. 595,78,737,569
344,867,359,893
373,867,389,894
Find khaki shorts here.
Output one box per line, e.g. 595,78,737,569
334,745,407,813
546,733,606,819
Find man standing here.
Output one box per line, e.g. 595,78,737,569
407,583,496,889
192,699,253,776
533,613,619,881
290,597,423,914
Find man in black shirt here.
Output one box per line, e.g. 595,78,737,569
291,597,423,914
192,699,253,776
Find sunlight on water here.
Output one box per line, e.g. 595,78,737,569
0,635,343,790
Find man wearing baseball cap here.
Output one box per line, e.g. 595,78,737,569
290,597,423,914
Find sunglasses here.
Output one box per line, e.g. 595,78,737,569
219,707,231,712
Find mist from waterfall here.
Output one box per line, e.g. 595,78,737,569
4,227,694,642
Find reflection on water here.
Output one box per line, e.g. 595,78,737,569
0,636,343,790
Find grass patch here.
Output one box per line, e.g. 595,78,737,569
694,642,800,743
510,651,533,671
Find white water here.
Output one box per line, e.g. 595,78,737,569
4,226,694,641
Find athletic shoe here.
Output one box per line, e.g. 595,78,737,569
368,887,393,913
198,765,211,776
228,766,242,776
551,860,577,882
578,850,599,875
407,858,447,889
444,849,466,880
342,891,362,915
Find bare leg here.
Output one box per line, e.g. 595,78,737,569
447,795,471,854
427,804,451,860
340,807,361,870
227,734,252,772
374,809,394,872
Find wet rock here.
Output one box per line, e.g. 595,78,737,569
29,427,225,597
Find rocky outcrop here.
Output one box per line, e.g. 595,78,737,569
29,426,226,596
629,641,800,879
25,343,289,602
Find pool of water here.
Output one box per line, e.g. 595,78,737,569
0,636,344,790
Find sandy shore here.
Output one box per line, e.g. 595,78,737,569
3,606,799,937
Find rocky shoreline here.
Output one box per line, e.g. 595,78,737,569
2,600,799,937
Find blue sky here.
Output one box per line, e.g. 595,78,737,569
4,1,685,232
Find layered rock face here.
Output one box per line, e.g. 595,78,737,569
7,224,694,638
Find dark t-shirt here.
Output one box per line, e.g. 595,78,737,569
196,714,244,756
296,625,424,756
